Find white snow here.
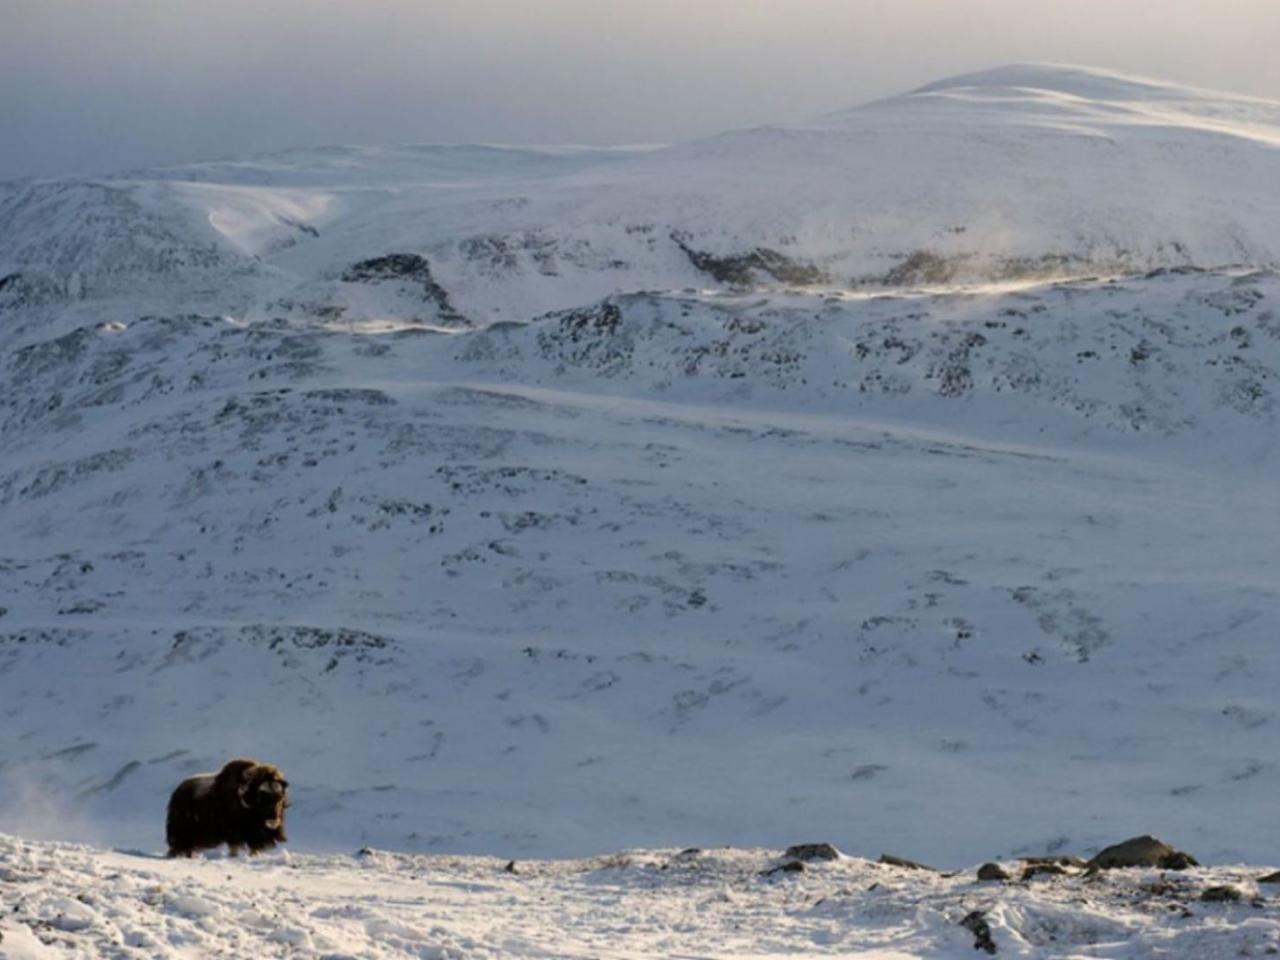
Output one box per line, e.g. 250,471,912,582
1,63,1279,956
2,834,1279,959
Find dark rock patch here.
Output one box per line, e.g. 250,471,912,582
784,843,841,862
882,251,958,287
1086,836,1198,871
977,863,1011,882
341,253,466,326
76,760,141,798
1021,863,1069,881
1200,885,1242,902
303,388,396,407
879,854,937,871
1013,860,1085,875
671,233,824,287
959,910,997,954
760,860,806,877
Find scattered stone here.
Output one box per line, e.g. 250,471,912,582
1200,885,1242,902
784,843,841,862
760,860,806,877
1021,863,1069,881
977,863,1012,881
1019,855,1088,869
959,910,997,954
1086,836,1199,871
1258,871,1280,884
879,854,937,871
1158,851,1199,871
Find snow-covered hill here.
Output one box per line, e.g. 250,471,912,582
6,64,1280,342
1,66,1278,876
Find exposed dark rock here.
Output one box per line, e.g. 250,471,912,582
1013,860,1085,875
959,910,997,954
1157,852,1199,871
1086,836,1199,871
302,388,396,407
76,760,141,798
341,253,466,325
977,862,1011,882
1258,871,1280,884
784,843,841,862
1021,863,1068,881
671,232,824,287
1200,885,1242,902
535,302,632,375
879,853,937,871
883,251,957,287
760,860,806,877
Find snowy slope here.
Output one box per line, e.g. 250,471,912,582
1,66,1279,879
1,268,1277,866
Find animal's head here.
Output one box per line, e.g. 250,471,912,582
221,759,290,826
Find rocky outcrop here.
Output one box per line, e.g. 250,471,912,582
671,233,824,287
878,853,937,871
783,843,841,862
341,253,466,326
1086,836,1198,871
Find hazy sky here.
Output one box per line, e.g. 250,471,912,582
3,0,1279,180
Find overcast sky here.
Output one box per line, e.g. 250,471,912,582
3,0,1279,181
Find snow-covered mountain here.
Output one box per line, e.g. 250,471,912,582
1,65,1278,875
6,63,1280,341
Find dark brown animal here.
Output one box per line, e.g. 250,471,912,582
166,758,290,858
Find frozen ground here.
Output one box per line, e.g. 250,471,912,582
3,833,1280,959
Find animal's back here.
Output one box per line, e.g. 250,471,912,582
165,772,215,856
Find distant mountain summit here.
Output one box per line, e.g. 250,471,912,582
908,62,1262,102
3,64,1280,342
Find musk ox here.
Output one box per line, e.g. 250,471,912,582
166,758,290,858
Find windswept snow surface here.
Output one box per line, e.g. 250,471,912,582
3,834,1280,959
1,66,1279,952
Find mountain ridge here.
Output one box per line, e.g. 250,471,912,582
5,63,1280,348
